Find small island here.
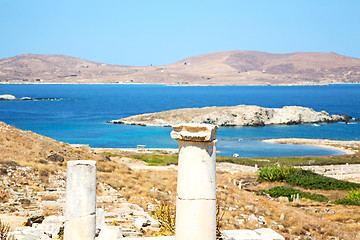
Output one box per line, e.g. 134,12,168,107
109,105,352,127
0,94,58,101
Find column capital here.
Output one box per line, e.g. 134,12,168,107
171,124,218,142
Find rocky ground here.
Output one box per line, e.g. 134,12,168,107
109,105,352,127
1,121,360,239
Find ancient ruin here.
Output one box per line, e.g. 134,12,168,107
64,160,97,240
171,124,218,240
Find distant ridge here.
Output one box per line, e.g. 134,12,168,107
1,51,359,85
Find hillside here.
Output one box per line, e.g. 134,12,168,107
1,51,360,85
0,121,101,163
1,121,360,239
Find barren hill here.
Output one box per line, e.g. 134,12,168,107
1,51,360,85
0,121,100,163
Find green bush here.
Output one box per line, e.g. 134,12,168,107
258,165,296,182
260,186,328,202
332,198,360,205
284,170,360,190
345,190,360,201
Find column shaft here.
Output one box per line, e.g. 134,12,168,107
64,160,97,240
171,124,218,240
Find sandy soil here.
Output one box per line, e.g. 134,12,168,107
262,138,360,155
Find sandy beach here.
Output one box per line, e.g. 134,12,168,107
262,138,360,155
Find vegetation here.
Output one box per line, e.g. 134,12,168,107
152,201,176,236
258,166,360,190
258,165,296,182
330,190,360,206
331,199,360,206
124,150,360,168
259,186,328,202
345,189,360,201
0,220,12,240
102,152,123,157
217,151,360,167
284,170,360,190
152,200,224,240
130,154,178,166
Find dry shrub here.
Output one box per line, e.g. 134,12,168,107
0,187,10,203
152,201,176,236
0,219,12,240
152,200,224,239
97,163,116,173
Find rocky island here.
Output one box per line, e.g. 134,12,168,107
0,94,58,101
109,105,351,127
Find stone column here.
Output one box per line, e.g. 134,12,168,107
171,124,218,240
64,160,97,240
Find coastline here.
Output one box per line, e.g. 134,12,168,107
1,82,360,87
92,147,179,155
262,138,360,155
92,138,360,157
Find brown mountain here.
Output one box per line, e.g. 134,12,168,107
1,51,360,85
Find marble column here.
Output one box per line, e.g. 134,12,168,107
64,160,97,240
171,124,218,240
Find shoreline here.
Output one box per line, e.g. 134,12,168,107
91,138,360,156
1,82,360,87
262,138,360,155
92,147,179,155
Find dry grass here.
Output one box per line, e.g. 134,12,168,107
1,121,360,239
0,121,100,165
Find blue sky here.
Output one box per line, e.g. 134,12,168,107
1,0,359,66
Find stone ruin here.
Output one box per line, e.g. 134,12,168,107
8,124,284,240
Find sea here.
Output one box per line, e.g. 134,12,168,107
0,84,359,157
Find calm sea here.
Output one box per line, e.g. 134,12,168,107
0,84,359,157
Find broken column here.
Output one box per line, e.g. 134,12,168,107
171,124,218,240
64,160,97,240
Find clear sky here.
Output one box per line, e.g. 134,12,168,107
1,0,359,66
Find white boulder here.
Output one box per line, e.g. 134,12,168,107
0,94,16,100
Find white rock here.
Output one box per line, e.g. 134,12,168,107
10,227,51,240
222,228,284,240
96,208,106,230
97,226,123,240
222,229,262,240
253,228,285,240
0,94,16,100
134,218,152,230
41,215,64,238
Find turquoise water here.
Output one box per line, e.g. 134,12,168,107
0,84,359,157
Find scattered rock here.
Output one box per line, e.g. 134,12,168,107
97,226,123,240
20,97,32,100
222,228,285,240
46,153,64,162
277,197,289,203
41,216,64,238
134,218,152,230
